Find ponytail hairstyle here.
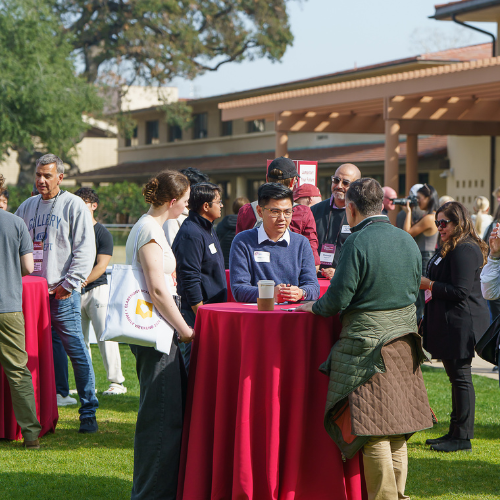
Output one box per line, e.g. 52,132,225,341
143,170,189,208
437,201,488,266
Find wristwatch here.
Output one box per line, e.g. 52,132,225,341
300,289,306,300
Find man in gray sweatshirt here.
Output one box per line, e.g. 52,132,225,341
16,154,99,433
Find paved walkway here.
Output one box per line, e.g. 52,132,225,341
423,356,499,380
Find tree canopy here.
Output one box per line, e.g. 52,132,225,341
58,0,296,85
0,0,102,162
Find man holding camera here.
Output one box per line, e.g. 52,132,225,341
311,163,361,279
296,178,432,500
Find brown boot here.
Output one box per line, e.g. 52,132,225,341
24,439,40,450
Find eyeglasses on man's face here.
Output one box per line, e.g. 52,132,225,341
331,176,351,187
262,207,294,218
209,199,223,206
435,219,451,229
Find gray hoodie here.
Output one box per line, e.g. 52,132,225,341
16,191,96,292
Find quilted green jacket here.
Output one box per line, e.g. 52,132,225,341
311,216,428,458
319,305,429,458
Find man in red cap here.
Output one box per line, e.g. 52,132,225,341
294,184,322,208
236,157,320,268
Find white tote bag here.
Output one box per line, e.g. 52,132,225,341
101,219,175,354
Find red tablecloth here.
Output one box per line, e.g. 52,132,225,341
0,276,58,440
225,270,332,302
178,303,365,500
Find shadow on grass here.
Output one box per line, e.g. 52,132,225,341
0,472,131,500
408,456,500,497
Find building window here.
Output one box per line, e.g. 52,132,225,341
221,120,233,136
168,125,182,142
247,119,265,133
146,120,159,145
125,126,138,147
193,113,208,139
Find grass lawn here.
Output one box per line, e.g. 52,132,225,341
0,348,499,499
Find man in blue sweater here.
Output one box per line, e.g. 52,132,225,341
172,182,227,372
230,183,319,303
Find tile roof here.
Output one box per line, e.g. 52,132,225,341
71,136,447,182
419,43,492,61
219,55,500,111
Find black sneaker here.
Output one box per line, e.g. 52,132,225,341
79,417,98,434
430,438,471,452
425,434,451,445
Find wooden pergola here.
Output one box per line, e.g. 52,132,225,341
219,56,500,198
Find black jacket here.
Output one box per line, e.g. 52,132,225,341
172,210,227,309
422,239,489,359
216,214,237,269
310,199,349,269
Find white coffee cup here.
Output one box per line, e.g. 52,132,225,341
258,280,275,299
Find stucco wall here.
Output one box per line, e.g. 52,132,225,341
446,136,500,213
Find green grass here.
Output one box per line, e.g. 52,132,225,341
0,350,499,499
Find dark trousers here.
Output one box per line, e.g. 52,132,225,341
416,251,434,322
179,309,196,376
442,358,475,439
130,340,187,500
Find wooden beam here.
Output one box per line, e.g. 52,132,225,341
386,96,500,122
406,134,418,196
384,118,400,225
275,113,288,157
399,119,500,136
276,112,384,134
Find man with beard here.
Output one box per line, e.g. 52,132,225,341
311,163,361,279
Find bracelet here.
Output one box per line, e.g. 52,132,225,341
429,281,434,291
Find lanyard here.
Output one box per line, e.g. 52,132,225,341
32,190,64,242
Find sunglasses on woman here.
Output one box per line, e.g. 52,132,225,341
435,219,451,229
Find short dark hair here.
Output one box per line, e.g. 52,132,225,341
258,183,293,207
75,187,99,205
189,182,221,213
345,178,384,216
180,167,210,185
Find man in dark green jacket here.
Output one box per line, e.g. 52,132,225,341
296,178,432,500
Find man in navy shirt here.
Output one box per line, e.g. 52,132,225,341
172,182,227,372
230,183,319,303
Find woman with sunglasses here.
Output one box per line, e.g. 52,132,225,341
402,184,439,321
420,201,489,452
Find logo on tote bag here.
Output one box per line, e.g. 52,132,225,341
136,299,153,319
124,289,161,330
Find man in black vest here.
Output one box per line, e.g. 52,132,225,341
311,163,361,279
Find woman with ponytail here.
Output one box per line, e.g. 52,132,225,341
420,201,489,452
125,170,194,500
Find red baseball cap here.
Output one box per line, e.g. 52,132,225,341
293,184,321,201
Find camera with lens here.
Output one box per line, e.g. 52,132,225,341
392,195,418,207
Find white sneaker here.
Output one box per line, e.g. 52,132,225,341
57,394,77,406
103,383,127,395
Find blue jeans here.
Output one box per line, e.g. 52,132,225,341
50,291,98,419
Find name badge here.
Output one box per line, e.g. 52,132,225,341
209,243,217,254
320,243,336,265
434,257,442,266
341,225,351,234
425,289,432,303
33,241,43,272
254,251,270,263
